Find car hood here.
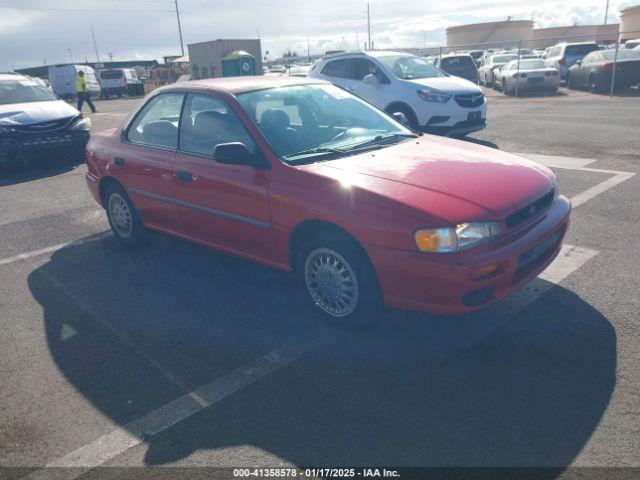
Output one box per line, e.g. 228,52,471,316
299,136,554,225
0,100,79,126
406,76,481,93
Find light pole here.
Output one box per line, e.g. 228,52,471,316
604,0,610,24
174,0,185,56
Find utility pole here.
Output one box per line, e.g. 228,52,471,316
67,48,74,63
366,3,371,50
174,0,185,56
90,25,100,62
604,0,610,24
306,33,310,62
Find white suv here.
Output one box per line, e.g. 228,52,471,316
308,51,487,137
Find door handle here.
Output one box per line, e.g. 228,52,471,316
114,156,125,166
176,171,193,183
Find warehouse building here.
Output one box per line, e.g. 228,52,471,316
620,4,640,41
446,20,534,50
188,39,262,79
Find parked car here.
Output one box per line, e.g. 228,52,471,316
433,54,479,84
308,51,486,137
0,73,91,168
624,39,640,49
567,49,640,92
494,59,560,95
85,76,569,326
98,68,144,98
543,42,600,81
48,64,101,98
468,50,484,64
287,64,312,77
478,54,518,87
269,65,286,73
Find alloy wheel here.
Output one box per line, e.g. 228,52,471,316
108,193,133,239
304,247,359,317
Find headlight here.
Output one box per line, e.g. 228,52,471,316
417,89,451,103
70,116,92,131
415,222,501,253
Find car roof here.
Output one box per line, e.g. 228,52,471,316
0,73,26,81
162,75,328,94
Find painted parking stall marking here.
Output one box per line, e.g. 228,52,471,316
24,338,323,480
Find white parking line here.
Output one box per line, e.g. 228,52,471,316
0,232,110,266
518,153,637,208
24,339,323,479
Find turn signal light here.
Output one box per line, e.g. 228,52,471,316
471,264,500,280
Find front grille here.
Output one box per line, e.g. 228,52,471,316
454,93,484,108
506,189,554,229
14,116,77,133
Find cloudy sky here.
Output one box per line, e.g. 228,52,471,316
0,0,636,71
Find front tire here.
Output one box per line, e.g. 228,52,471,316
296,232,382,328
105,183,145,245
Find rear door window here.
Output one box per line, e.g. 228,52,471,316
321,59,351,79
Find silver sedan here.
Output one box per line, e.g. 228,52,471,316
494,59,560,95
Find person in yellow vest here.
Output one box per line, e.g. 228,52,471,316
76,70,97,113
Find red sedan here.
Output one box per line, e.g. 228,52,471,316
85,76,570,327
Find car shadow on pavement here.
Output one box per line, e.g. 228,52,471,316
0,157,83,187
28,233,616,474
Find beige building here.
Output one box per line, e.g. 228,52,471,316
188,39,262,79
620,4,640,41
532,24,620,48
446,20,534,49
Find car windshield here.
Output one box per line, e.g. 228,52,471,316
493,55,518,64
518,59,547,69
236,84,415,163
441,56,474,67
0,78,58,105
376,55,446,80
565,44,599,56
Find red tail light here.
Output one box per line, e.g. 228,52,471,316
557,58,566,65
603,62,613,72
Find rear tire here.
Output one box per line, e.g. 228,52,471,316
296,231,383,329
105,183,145,246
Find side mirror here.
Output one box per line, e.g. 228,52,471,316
363,73,380,87
214,142,253,165
575,60,582,66
392,112,409,126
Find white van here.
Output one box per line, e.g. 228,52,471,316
97,68,143,98
48,65,101,98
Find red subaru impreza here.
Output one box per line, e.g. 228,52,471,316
85,76,570,326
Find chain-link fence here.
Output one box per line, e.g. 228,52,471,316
393,29,640,97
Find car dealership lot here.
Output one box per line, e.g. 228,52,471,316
1,91,639,478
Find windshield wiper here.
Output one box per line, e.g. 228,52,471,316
341,132,419,151
283,146,346,161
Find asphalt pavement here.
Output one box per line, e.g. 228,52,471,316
0,88,638,480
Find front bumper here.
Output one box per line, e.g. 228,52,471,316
417,97,487,136
0,130,89,155
367,195,571,314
